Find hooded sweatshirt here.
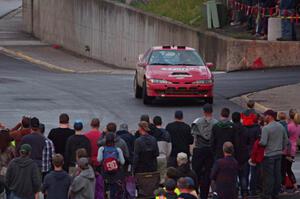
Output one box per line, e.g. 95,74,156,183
5,156,41,198
70,166,95,199
211,119,237,159
42,170,71,199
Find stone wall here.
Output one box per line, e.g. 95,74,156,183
199,31,300,71
23,0,200,69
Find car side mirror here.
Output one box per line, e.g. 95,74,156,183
206,62,214,69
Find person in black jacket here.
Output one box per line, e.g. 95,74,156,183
20,117,46,170
133,121,159,174
116,123,135,164
65,120,91,173
211,108,238,160
232,112,250,199
166,111,193,167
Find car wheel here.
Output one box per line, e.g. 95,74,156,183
142,81,153,105
205,97,214,104
134,74,142,99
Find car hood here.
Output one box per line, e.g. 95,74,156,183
146,65,212,80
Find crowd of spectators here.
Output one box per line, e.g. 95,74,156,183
0,101,300,199
229,0,299,40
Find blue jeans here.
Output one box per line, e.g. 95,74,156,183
9,192,34,199
238,162,250,196
281,10,295,40
261,155,282,199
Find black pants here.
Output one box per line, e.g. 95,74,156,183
281,156,296,185
192,147,214,199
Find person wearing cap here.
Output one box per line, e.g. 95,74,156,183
65,120,91,173
84,118,102,168
259,110,288,199
6,144,42,199
134,114,156,139
210,142,239,199
133,121,159,173
48,113,75,158
69,157,95,199
116,123,135,164
166,111,193,167
191,103,218,199
19,117,46,170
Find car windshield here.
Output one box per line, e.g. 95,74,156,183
148,50,205,66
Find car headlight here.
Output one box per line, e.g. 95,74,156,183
192,79,213,84
149,79,172,84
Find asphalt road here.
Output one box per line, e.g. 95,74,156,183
1,52,300,132
1,52,300,188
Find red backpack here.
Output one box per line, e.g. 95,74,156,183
102,146,119,173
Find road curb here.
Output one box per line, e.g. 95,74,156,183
240,93,270,113
0,6,21,19
0,47,75,73
0,47,135,75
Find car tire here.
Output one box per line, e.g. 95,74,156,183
205,97,214,104
134,74,142,99
142,81,153,105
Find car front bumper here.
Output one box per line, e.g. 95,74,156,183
147,83,213,98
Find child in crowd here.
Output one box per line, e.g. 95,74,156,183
42,154,71,199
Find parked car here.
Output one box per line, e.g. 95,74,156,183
134,46,214,105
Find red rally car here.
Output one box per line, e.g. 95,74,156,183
134,46,214,105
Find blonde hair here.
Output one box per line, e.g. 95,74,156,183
294,113,300,125
177,152,188,166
